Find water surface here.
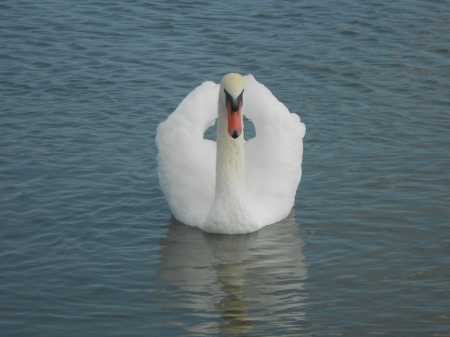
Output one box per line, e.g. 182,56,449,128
1,0,450,336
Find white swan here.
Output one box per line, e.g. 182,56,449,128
157,73,305,234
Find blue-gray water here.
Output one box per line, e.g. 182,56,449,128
1,0,450,336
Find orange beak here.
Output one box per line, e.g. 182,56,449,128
228,110,242,139
225,91,243,139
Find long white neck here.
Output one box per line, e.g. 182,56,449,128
205,87,255,232
215,98,245,200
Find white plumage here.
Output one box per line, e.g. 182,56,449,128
156,74,305,234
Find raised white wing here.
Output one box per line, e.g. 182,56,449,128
156,81,219,227
244,75,306,225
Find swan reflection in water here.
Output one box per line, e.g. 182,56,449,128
159,212,308,336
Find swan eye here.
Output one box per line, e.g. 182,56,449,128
237,91,244,106
224,89,233,103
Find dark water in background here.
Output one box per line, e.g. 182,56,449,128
1,0,450,336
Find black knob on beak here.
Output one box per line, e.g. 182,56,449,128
225,90,244,112
231,130,239,139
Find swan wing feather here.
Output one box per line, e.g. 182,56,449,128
156,81,219,227
244,75,306,225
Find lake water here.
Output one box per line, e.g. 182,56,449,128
1,0,449,336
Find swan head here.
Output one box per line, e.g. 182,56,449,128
222,73,245,139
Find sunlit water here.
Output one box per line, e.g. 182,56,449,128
1,0,449,336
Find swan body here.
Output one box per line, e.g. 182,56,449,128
156,74,305,234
